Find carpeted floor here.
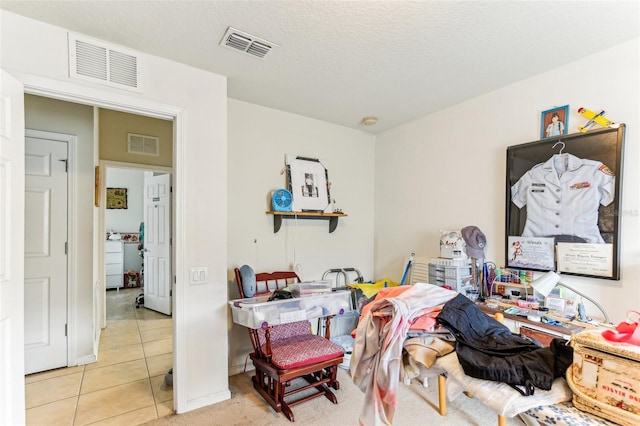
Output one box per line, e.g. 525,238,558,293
143,367,523,425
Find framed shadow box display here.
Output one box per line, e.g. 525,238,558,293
285,155,330,212
506,125,625,280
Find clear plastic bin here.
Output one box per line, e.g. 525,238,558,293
229,290,352,329
288,280,332,297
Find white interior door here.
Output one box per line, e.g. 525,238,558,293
144,173,171,315
0,69,26,425
24,136,69,374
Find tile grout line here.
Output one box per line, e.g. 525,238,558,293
72,365,83,425
75,289,145,425
135,292,160,421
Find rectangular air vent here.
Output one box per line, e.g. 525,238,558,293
219,27,277,59
127,133,159,156
68,33,143,92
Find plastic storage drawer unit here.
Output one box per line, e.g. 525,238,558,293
229,290,352,329
428,263,472,292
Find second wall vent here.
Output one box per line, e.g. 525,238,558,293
68,33,143,92
128,133,159,156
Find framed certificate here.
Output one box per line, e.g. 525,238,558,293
556,243,613,278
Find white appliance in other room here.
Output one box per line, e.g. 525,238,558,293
105,240,124,289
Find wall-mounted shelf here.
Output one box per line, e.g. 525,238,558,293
266,211,348,233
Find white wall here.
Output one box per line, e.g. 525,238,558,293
375,38,640,324
227,99,376,372
1,10,229,413
105,168,144,233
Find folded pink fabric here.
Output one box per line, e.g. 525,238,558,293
408,310,440,332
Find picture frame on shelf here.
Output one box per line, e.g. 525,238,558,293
506,125,625,280
540,105,569,139
285,155,330,212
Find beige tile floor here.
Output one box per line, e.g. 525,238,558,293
25,288,174,425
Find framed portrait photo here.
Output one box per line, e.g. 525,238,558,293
285,155,330,212
540,105,569,139
506,125,625,280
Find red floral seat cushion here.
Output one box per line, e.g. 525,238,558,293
257,320,344,369
262,333,344,369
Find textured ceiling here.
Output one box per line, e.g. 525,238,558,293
2,1,639,133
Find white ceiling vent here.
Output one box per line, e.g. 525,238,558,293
127,133,159,157
219,27,277,59
68,33,143,92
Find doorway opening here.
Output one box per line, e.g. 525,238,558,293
22,92,179,421
103,165,173,318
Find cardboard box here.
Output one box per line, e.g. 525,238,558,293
568,330,640,426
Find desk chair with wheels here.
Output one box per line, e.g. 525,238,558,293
233,268,344,422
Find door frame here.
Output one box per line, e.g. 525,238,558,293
100,161,173,328
12,70,186,410
25,129,76,368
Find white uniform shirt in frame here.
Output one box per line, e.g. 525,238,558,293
511,153,615,243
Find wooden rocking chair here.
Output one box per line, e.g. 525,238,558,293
234,268,344,422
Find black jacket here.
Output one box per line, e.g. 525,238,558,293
436,294,573,395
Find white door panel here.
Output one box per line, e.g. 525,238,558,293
24,278,51,347
24,137,68,374
25,188,51,256
143,173,171,315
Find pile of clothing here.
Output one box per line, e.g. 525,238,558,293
349,284,573,426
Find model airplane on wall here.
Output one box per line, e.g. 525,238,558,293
577,107,616,132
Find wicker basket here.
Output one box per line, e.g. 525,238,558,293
568,330,640,426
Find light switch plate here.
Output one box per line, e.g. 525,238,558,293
190,267,208,285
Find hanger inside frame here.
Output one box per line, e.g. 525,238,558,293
552,141,565,154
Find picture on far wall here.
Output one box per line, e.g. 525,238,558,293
95,166,100,207
506,124,625,280
106,188,128,209
285,155,330,212
540,105,569,139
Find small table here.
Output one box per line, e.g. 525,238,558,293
478,300,588,346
